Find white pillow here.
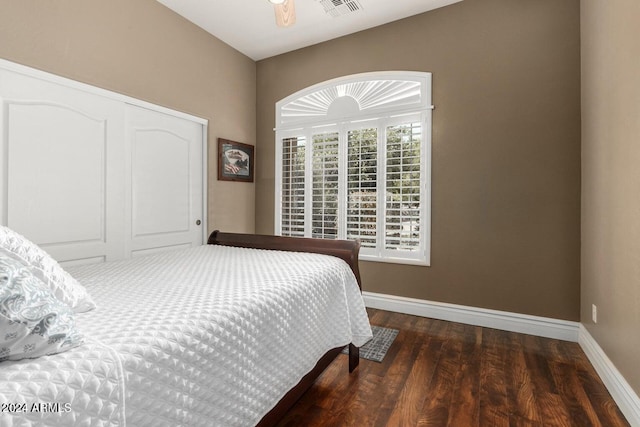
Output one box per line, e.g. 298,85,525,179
0,226,96,312
0,256,84,362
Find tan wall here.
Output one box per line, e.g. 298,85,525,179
0,0,256,235
257,0,581,320
581,0,640,394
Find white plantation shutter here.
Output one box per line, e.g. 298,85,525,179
347,128,378,250
275,72,432,266
312,132,340,239
281,136,306,237
385,122,422,256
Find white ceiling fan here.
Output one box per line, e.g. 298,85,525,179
268,0,296,28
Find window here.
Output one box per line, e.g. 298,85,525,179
275,72,432,265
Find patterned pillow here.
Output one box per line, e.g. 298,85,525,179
0,256,84,362
0,226,96,313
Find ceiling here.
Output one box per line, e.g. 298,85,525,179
156,0,464,61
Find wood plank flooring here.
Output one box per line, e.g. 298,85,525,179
276,309,630,427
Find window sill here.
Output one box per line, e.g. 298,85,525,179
358,254,430,267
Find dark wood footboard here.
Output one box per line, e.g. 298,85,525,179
207,231,363,427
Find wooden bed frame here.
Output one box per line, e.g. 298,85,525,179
207,230,363,427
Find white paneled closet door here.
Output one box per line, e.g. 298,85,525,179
125,104,204,257
0,60,207,266
0,68,126,265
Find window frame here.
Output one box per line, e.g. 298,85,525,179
274,72,433,266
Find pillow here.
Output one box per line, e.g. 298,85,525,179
0,256,84,362
0,226,96,312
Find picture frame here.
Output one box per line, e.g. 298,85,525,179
218,138,255,182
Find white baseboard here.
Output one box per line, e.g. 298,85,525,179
579,325,640,426
362,291,581,342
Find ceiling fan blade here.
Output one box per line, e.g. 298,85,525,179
274,0,296,27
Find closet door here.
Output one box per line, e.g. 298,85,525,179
125,104,204,257
0,69,126,265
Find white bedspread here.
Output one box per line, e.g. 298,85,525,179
0,245,372,426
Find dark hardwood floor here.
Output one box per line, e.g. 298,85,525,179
277,309,630,427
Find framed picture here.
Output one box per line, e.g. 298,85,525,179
218,138,255,182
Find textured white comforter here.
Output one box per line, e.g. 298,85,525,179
0,244,372,426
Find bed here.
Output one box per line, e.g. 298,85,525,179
0,230,372,427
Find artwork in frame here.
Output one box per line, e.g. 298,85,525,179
218,138,255,182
